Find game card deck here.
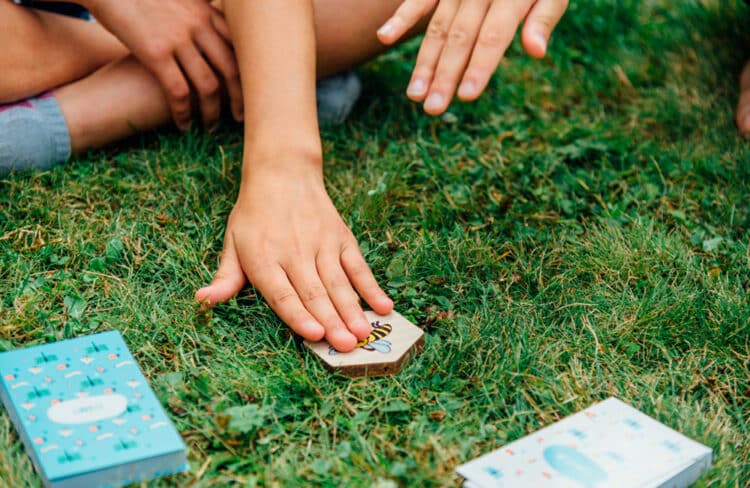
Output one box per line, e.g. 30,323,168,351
456,397,712,488
0,331,187,487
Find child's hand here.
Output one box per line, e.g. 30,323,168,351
85,0,243,130
195,162,394,352
377,0,568,115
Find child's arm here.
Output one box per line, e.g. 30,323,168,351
377,0,568,115
195,0,394,352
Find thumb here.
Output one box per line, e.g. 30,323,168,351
195,233,246,306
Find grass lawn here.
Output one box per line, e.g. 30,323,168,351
1,0,748,486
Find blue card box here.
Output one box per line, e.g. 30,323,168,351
0,331,188,487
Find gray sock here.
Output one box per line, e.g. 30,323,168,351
0,93,71,176
316,71,362,126
0,74,357,176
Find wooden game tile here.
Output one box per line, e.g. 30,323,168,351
303,310,424,377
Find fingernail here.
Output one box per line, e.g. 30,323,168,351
377,20,395,37
424,93,445,112
407,79,427,97
458,80,477,99
330,328,358,349
195,290,212,307
352,317,370,329
303,320,325,335
535,32,548,53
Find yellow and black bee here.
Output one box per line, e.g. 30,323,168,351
329,321,393,355
356,321,392,351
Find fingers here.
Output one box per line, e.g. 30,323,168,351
456,0,529,103
406,0,461,102
378,0,438,45
176,44,221,130
422,0,492,114
521,0,568,59
210,8,232,44
317,251,372,342
195,233,247,306
341,244,393,315
252,265,328,342
195,27,244,122
405,0,567,112
195,225,390,352
154,59,192,131
285,263,359,352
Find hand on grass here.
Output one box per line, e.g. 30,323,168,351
195,159,394,352
377,0,568,115
85,0,243,130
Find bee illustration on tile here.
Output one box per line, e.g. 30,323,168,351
328,320,392,355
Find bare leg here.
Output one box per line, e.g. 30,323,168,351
737,61,750,138
53,0,424,153
0,2,126,103
6,0,425,154
54,56,170,152
313,0,429,77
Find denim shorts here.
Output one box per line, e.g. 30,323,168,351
14,0,88,19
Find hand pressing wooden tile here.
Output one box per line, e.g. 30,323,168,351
303,310,424,377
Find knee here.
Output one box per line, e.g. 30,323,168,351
0,4,49,102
